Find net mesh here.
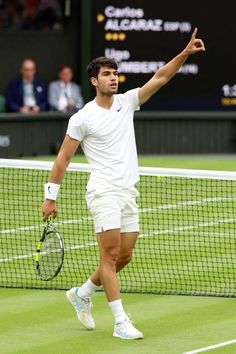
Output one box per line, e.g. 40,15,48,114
0,159,236,297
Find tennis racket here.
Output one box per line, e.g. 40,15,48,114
35,220,64,281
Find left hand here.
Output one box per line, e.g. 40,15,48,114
41,199,58,222
184,28,205,55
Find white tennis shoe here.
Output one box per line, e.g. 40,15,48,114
66,287,95,330
113,316,143,340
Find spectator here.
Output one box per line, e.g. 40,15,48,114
48,65,84,113
6,58,47,112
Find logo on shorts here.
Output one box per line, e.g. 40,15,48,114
48,186,51,194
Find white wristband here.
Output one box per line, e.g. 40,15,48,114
44,183,60,201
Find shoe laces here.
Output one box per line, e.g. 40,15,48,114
80,297,93,313
126,314,135,324
117,314,135,330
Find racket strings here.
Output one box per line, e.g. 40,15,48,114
38,231,63,280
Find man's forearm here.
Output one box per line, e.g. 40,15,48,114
155,50,189,85
47,135,80,186
138,28,205,106
48,155,70,185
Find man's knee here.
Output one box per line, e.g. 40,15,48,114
101,246,120,265
118,250,133,267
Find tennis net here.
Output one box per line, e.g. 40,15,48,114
0,159,236,297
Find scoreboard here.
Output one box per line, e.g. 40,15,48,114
92,0,236,111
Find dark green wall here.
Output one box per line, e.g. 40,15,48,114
1,112,236,158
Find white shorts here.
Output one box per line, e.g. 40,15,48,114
85,186,139,233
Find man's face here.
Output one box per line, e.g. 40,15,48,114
59,68,73,84
21,60,36,82
92,66,119,96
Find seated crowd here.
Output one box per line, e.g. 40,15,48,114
3,59,84,113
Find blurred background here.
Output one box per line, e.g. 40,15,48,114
0,0,236,158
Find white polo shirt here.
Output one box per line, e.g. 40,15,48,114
66,88,140,192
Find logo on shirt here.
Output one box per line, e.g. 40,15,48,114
117,106,122,112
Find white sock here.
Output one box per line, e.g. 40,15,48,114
77,279,100,298
108,299,127,324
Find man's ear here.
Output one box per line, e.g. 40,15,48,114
90,77,97,87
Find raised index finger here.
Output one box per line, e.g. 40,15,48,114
191,27,198,39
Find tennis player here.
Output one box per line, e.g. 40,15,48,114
42,28,205,340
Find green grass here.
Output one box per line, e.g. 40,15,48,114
1,161,235,295
138,155,236,171
26,154,236,171
1,155,236,353
1,289,236,354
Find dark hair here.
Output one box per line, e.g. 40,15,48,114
58,65,73,74
87,57,117,78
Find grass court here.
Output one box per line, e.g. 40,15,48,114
0,155,236,353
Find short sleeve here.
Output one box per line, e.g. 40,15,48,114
66,113,87,142
124,88,140,111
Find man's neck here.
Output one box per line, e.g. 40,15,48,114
95,94,114,110
23,78,33,84
60,81,70,86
